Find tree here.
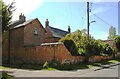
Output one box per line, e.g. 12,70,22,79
114,35,120,51
2,0,16,64
1,0,16,32
108,26,116,40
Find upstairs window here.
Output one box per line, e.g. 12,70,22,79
34,28,38,35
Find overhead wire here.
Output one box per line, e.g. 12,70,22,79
90,2,117,27
90,11,112,26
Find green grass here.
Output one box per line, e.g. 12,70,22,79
2,72,13,79
87,65,94,68
0,66,11,70
108,60,118,63
42,68,57,70
89,59,119,67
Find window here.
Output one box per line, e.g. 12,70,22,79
34,28,38,35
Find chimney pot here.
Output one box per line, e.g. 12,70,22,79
19,13,26,22
68,26,71,33
45,19,49,27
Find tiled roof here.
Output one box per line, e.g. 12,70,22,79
9,20,25,28
46,26,69,38
10,18,36,29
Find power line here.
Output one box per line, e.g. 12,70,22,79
90,11,113,26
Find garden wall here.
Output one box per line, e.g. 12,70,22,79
89,56,113,63
10,42,85,64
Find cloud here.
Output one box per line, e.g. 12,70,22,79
3,0,43,21
90,7,110,16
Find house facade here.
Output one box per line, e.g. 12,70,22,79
3,14,79,64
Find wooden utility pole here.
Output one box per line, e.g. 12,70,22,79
87,2,90,40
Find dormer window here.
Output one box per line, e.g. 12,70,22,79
34,28,38,35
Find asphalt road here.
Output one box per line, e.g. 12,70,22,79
5,64,119,77
77,65,118,77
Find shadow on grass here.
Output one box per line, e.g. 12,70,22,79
51,63,90,71
2,59,119,71
2,64,43,70
2,63,90,71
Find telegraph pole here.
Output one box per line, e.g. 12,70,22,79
87,2,90,40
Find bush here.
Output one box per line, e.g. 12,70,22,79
59,34,78,56
59,29,114,57
114,36,120,51
101,43,113,55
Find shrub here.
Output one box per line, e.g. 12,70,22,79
102,43,113,55
114,35,120,51
59,34,78,56
60,29,114,57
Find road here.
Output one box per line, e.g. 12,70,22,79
77,65,118,77
4,64,119,77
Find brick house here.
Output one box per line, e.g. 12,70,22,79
44,19,70,43
10,16,46,46
3,14,79,64
9,14,70,46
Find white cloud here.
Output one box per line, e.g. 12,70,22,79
3,0,43,21
90,7,110,16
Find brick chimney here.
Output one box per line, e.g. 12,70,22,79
68,26,71,33
19,13,26,22
45,19,49,27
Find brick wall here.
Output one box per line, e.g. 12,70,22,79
9,42,113,64
44,37,60,43
9,27,24,64
89,56,113,63
10,42,85,64
24,19,46,46
2,31,9,63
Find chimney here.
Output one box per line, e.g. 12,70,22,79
68,26,71,33
45,19,49,27
19,13,26,22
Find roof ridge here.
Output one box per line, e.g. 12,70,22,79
48,26,68,33
11,18,37,29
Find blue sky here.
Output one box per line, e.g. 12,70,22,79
4,0,119,40
27,2,118,40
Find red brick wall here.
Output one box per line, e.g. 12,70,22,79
24,19,46,46
9,27,24,64
2,31,9,63
10,27,24,48
10,43,85,64
44,37,60,43
89,56,113,63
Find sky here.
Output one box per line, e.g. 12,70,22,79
3,0,119,40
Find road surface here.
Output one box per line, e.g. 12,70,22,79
3,64,119,77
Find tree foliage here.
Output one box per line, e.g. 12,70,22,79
114,35,120,51
59,29,114,57
59,34,78,56
108,26,116,40
1,0,16,32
